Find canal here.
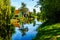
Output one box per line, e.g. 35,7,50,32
12,19,42,40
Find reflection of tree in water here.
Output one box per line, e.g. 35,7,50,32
20,27,28,36
13,12,36,36
19,27,28,36
19,17,36,36
19,22,28,36
17,2,37,35
33,21,36,26
19,18,36,36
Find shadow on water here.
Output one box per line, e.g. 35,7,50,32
12,19,42,40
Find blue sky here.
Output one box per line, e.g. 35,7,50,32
10,0,40,12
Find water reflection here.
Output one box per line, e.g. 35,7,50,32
12,19,42,40
19,26,28,36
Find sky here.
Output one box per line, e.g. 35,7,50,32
10,0,40,12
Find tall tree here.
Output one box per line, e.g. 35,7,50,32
0,0,14,40
38,0,60,22
34,0,60,40
19,2,28,15
33,9,36,15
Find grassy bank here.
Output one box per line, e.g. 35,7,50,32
33,22,60,40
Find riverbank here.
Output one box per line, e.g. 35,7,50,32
33,22,60,40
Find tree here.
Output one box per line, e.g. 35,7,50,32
0,0,15,40
10,6,15,19
34,0,60,40
19,2,28,16
33,9,36,14
38,0,60,22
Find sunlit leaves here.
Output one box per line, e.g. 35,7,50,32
0,0,15,40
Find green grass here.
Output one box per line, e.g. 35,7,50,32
33,23,60,40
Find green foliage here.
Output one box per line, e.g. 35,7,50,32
37,12,41,21
19,2,28,13
10,6,15,19
38,0,60,22
34,0,60,40
33,23,60,40
0,0,15,40
33,9,36,15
